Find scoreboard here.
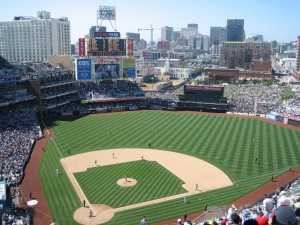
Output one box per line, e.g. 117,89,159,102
183,85,225,103
87,39,126,56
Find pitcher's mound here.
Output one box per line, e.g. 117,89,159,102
74,204,114,225
117,178,137,187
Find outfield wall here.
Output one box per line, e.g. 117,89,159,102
56,106,300,128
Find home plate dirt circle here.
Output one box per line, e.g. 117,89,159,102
117,178,137,187
74,204,114,225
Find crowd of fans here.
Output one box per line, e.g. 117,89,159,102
26,62,55,72
226,84,286,115
56,100,145,112
0,56,14,70
0,109,41,185
77,80,145,100
195,177,300,225
276,87,300,118
225,84,300,119
144,81,185,101
2,210,29,225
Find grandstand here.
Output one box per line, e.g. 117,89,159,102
1,54,300,224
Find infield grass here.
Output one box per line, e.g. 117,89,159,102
74,160,186,208
39,111,300,225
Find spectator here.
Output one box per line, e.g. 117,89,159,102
231,213,242,225
256,211,269,225
227,205,237,220
262,194,274,218
273,206,297,225
277,191,293,207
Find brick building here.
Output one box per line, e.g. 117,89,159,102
205,59,272,82
157,41,170,51
220,42,271,69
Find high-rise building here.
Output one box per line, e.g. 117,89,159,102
126,32,141,43
271,40,278,51
187,23,198,35
176,36,188,47
161,26,173,42
126,32,140,51
195,34,203,50
254,35,264,42
210,27,226,45
172,31,181,42
188,36,196,49
246,34,264,43
71,44,76,55
138,39,147,50
202,35,210,51
226,19,244,42
295,36,300,80
89,26,106,38
0,11,70,62
181,24,198,39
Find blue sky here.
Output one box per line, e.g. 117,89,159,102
1,0,299,44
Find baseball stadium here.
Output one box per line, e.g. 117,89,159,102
1,55,300,225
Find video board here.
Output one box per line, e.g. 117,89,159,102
87,39,126,56
95,63,120,79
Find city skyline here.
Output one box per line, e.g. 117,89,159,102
1,0,299,44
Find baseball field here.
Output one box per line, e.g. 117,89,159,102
39,111,300,225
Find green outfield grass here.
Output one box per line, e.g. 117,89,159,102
39,111,300,225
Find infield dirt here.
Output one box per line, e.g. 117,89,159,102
61,148,233,225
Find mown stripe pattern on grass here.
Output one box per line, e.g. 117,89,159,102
40,111,300,225
74,160,186,208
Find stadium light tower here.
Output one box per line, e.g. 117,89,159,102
97,5,117,31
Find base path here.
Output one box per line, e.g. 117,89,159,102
60,148,233,225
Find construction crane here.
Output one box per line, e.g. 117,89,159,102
138,24,154,50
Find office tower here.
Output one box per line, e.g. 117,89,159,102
126,32,141,43
89,26,106,38
181,24,198,39
161,26,173,42
188,36,196,49
254,35,264,42
0,11,70,62
172,31,181,41
71,44,76,55
89,26,97,38
210,27,226,45
226,19,244,41
195,34,203,49
188,23,198,34
202,35,210,51
176,36,188,47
